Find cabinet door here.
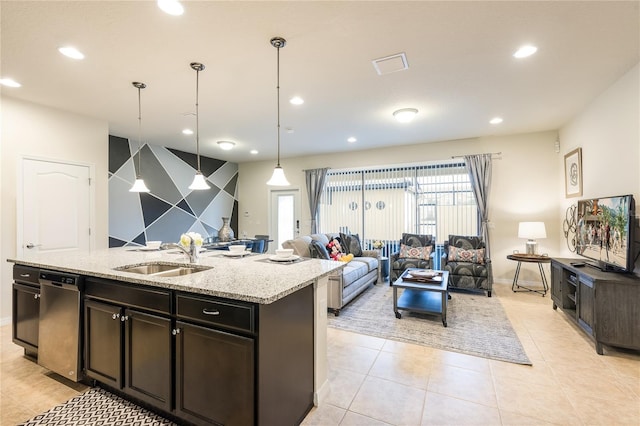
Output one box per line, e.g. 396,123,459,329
84,299,123,388
12,283,40,352
123,309,172,412
175,321,254,426
577,279,595,336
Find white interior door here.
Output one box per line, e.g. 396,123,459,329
18,158,92,256
269,189,300,252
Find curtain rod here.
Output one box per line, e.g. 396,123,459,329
451,151,502,159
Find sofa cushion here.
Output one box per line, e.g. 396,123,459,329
340,233,363,257
341,262,368,287
282,236,312,258
399,243,432,260
448,246,485,264
310,240,330,259
311,233,331,247
351,256,378,273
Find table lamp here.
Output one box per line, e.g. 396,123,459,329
518,222,546,255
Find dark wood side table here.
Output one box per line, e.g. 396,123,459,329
507,253,551,296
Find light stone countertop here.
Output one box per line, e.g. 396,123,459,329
8,247,345,304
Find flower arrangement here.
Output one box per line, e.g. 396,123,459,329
180,232,203,248
372,240,384,249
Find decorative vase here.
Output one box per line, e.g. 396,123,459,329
218,217,234,242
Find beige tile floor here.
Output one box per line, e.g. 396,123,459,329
1,282,639,425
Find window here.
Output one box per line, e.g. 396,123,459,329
318,161,478,256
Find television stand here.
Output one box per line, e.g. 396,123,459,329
550,258,640,355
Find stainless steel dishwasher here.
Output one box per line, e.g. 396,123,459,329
38,270,84,382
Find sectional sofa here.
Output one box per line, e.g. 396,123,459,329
282,233,379,315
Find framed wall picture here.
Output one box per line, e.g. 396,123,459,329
564,148,583,198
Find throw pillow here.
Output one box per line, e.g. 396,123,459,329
340,233,363,257
310,240,330,260
448,246,485,265
399,243,432,260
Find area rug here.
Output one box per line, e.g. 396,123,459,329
19,387,177,426
328,284,532,365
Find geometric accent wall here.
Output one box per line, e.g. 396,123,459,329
108,135,239,247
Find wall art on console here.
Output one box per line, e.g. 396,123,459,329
564,147,583,198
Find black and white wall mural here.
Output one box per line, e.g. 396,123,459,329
108,135,238,247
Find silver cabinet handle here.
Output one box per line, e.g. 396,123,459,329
202,308,220,316
172,328,181,335
34,294,40,300
112,313,120,320
25,243,42,249
121,315,129,322
20,273,30,278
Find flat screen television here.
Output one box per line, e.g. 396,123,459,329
575,194,635,273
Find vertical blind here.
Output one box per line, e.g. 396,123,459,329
318,161,479,256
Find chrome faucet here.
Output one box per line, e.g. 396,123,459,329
161,237,199,263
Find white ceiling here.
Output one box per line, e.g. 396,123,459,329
2,1,638,164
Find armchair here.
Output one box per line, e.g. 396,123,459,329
390,233,436,281
442,235,492,297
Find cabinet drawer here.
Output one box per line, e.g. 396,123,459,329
13,265,40,285
85,278,171,314
176,294,255,333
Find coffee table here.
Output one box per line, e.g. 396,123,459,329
392,268,449,327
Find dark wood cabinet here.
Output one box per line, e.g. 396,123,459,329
84,277,172,412
550,258,640,354
175,321,254,425
12,265,41,357
123,309,172,412
84,299,123,388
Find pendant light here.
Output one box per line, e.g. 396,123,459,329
129,82,150,193
188,62,210,190
266,37,290,186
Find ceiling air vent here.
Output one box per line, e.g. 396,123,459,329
372,52,409,75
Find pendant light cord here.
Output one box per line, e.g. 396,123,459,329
195,67,201,172
137,86,142,176
276,45,281,167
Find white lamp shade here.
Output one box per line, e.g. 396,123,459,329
518,222,547,239
266,166,290,186
129,178,150,193
189,171,210,190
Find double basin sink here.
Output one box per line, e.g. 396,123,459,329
114,262,211,278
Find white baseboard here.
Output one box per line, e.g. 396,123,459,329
313,378,330,407
0,316,11,327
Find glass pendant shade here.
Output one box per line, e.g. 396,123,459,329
189,171,210,190
266,166,290,186
130,177,150,193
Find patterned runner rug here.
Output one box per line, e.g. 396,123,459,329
19,387,177,426
328,283,532,365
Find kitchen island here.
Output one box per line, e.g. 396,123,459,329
9,247,343,426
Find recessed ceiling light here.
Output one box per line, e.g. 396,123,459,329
0,78,21,88
217,141,235,150
393,108,418,123
250,150,258,155
285,127,295,134
290,96,304,105
58,46,84,60
157,0,184,15
513,45,537,58
182,129,193,135
347,137,357,143
490,117,503,124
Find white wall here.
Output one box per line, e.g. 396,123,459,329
1,97,109,322
238,130,561,283
559,63,639,273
